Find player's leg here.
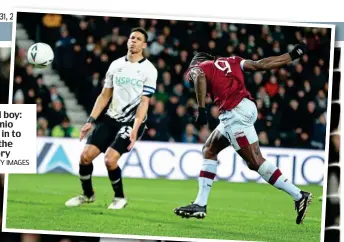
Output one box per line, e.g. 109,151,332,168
106,124,146,209
104,146,127,209
65,144,101,207
237,141,312,224
195,129,230,206
174,128,230,218
230,98,312,224
65,120,110,207
79,144,101,197
237,142,303,199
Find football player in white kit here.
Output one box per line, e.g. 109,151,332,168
65,27,158,209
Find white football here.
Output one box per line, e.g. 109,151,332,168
27,42,54,68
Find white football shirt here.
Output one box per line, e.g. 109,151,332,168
103,56,158,123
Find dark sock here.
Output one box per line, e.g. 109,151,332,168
108,166,124,198
79,163,94,197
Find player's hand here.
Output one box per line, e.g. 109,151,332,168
196,107,208,126
289,42,307,60
80,123,93,141
128,129,138,151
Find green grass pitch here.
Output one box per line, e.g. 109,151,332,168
5,173,324,242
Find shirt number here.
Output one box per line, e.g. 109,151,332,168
214,59,232,75
118,126,132,139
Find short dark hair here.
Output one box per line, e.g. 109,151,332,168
131,27,148,42
189,52,215,67
184,52,215,82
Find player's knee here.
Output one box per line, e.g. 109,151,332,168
202,145,217,160
80,150,94,165
104,152,120,170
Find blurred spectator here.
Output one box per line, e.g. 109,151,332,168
312,65,327,93
37,117,50,136
169,105,192,142
48,100,68,129
199,126,211,143
311,113,327,149
259,131,270,146
36,75,51,107
41,14,63,47
315,89,328,113
147,101,170,141
13,89,25,104
51,117,80,138
182,123,198,143
155,84,169,103
265,76,279,97
49,85,64,105
208,106,220,131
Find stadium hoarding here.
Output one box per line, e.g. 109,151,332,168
37,137,325,186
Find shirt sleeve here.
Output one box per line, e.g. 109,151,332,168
198,61,212,79
103,71,114,88
231,56,246,71
240,59,246,71
104,62,116,88
186,65,203,81
142,65,158,97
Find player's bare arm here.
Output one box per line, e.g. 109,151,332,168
192,68,207,108
128,96,150,149
243,42,307,71
80,87,113,140
191,67,208,126
243,53,292,71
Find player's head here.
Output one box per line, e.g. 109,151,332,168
127,27,148,54
189,52,215,67
185,52,215,81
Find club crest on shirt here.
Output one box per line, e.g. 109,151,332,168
137,70,145,79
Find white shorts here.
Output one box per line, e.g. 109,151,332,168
215,98,259,151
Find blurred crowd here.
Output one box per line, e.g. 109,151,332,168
13,13,331,149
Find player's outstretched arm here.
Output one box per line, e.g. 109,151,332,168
243,42,307,71
79,87,112,140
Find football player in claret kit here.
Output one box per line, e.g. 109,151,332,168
174,42,313,224
65,27,158,209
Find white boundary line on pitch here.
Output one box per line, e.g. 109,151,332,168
4,7,336,242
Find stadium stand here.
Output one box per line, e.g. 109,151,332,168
13,13,331,150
